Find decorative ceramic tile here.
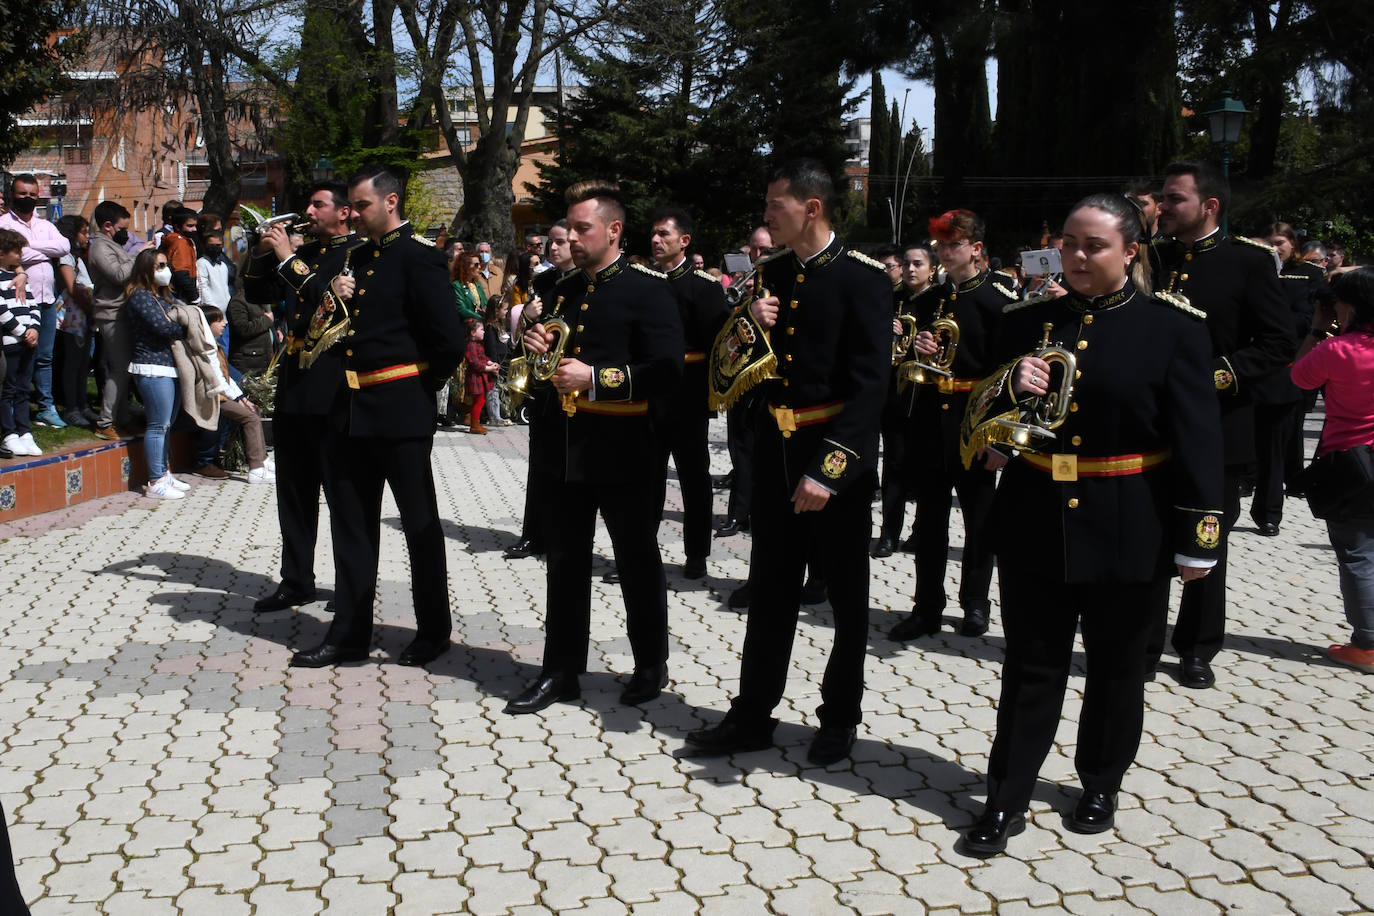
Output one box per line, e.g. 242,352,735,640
120,456,131,481
66,468,83,496
0,484,14,512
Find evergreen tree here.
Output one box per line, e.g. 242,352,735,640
866,71,890,231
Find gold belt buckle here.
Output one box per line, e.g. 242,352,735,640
1051,454,1078,481
773,407,796,433
345,369,360,389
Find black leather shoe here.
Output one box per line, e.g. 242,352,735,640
890,612,940,641
714,517,743,537
960,604,990,637
960,809,1025,858
504,538,546,559
727,583,752,610
683,556,708,579
602,568,621,584
807,725,857,765
1257,522,1280,536
255,586,317,613
899,534,918,553
398,637,451,667
683,717,777,756
1068,791,1117,834
504,674,580,714
1179,656,1216,689
289,643,369,668
800,578,827,605
711,472,733,490
620,665,668,705
870,537,896,559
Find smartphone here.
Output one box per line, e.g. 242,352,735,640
1020,247,1063,277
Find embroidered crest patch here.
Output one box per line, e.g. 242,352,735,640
1213,368,1234,391
1196,514,1221,550
599,367,625,389
821,450,848,480
291,259,310,276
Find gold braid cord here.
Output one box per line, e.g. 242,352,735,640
707,306,778,411
299,288,351,370
958,360,1022,469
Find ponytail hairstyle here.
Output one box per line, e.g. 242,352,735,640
1068,193,1153,295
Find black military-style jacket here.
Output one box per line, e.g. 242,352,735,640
1153,231,1294,463
242,232,366,416
1254,258,1328,406
664,258,730,419
530,256,684,484
888,283,942,418
982,281,1224,583
331,222,465,438
910,270,1018,472
751,236,891,494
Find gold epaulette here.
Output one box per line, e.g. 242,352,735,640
1003,297,1038,314
992,281,1020,301
1154,290,1206,320
847,250,886,272
1234,235,1277,254
694,269,718,283
412,234,436,247
632,262,667,279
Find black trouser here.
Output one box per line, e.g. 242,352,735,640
658,410,713,561
519,415,555,546
541,470,669,677
913,462,996,621
0,802,26,915
878,405,914,541
986,567,1167,813
1252,401,1301,526
55,330,91,414
725,400,754,523
1285,389,1319,489
1149,468,1241,666
323,431,450,650
273,412,329,594
729,429,874,729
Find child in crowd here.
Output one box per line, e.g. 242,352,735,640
463,320,499,435
0,229,41,458
482,295,514,427
195,305,274,483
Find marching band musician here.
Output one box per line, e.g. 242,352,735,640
244,180,365,616
289,165,466,669
506,180,685,715
1145,160,1293,689
684,159,890,766
889,210,1014,641
649,207,730,579
874,243,940,558
958,194,1223,857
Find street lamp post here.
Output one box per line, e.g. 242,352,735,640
1202,92,1249,236
310,157,335,184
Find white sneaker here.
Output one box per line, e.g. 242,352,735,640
263,456,276,472
161,473,191,491
2,433,20,456
247,466,276,484
17,433,42,456
145,477,185,500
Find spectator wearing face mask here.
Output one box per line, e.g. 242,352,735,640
0,174,71,430
476,241,504,298
88,200,146,439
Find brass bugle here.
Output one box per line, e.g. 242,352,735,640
991,322,1076,450
893,314,919,366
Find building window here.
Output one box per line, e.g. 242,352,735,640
456,128,472,145
852,179,863,191
113,137,126,172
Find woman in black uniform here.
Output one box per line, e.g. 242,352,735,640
959,194,1225,856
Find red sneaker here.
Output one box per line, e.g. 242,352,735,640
1328,643,1374,673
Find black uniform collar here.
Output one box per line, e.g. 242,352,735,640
586,255,627,284
311,231,357,255
951,269,988,294
794,234,844,272
1179,228,1221,256
665,257,691,280
1065,279,1137,312
378,222,415,249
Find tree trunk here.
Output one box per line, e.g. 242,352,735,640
455,137,518,247
191,42,241,217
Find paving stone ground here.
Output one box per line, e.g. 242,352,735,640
1,413,1370,914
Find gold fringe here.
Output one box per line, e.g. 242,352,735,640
709,353,779,411
299,290,351,370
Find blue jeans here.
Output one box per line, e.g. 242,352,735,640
135,375,180,480
1327,513,1374,649
1,343,36,437
32,302,57,411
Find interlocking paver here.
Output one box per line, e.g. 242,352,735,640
2,412,1370,913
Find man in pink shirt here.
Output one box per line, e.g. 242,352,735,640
0,174,71,428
